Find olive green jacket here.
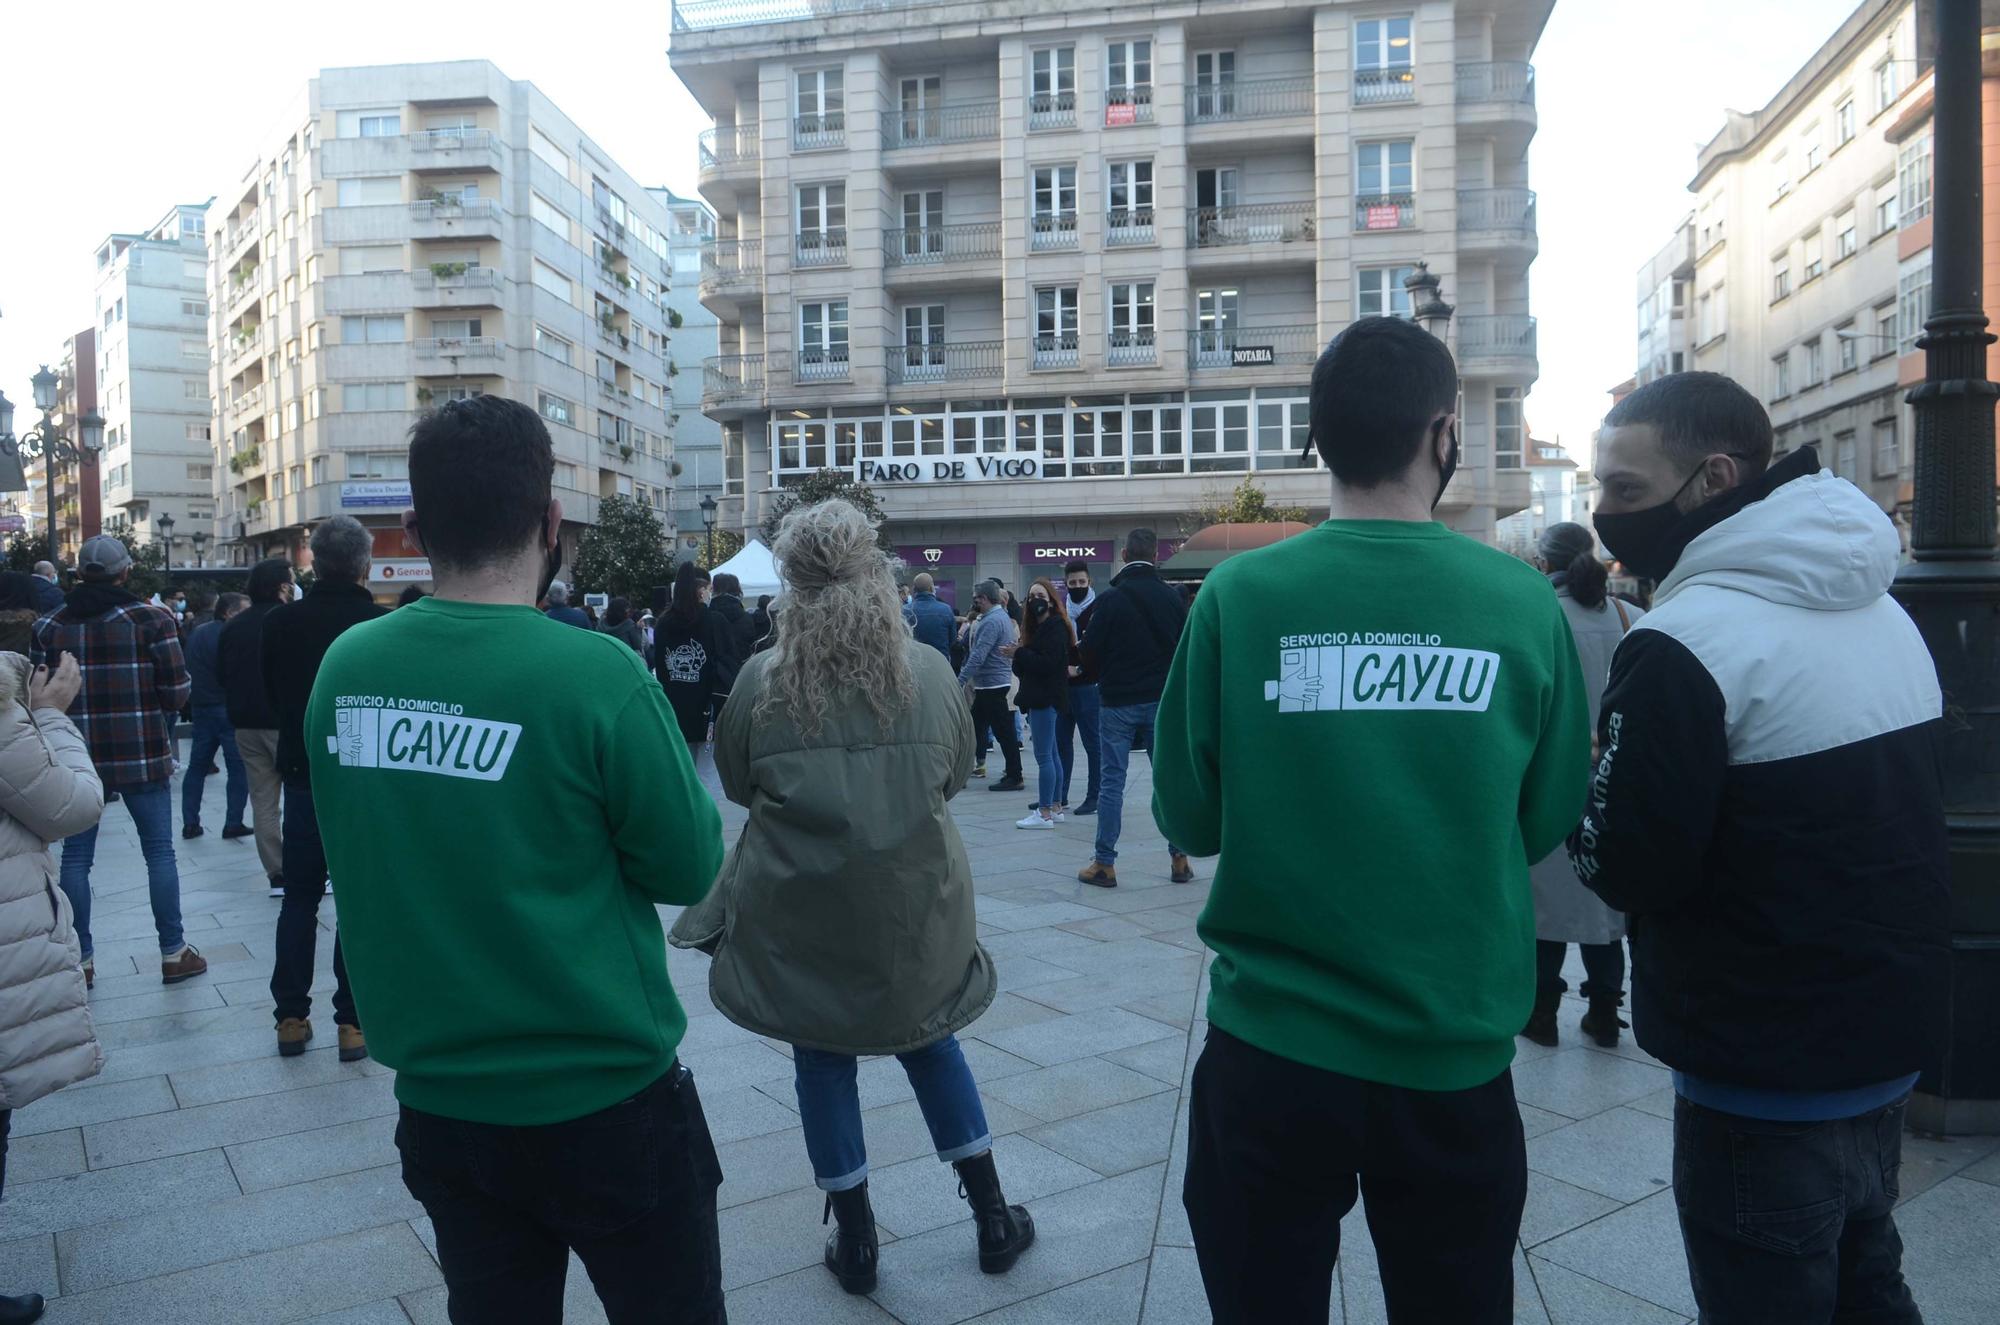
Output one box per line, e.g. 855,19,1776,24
669,639,997,1055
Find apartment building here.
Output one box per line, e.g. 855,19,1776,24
1634,215,1695,387
655,188,725,553
92,204,217,561
207,62,678,591
671,0,1551,595
1676,0,1933,525
1492,433,1579,554
40,330,102,563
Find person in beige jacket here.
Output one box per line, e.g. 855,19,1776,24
0,650,106,1324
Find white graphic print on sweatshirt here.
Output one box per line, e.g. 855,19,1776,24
1263,632,1500,714
327,696,522,782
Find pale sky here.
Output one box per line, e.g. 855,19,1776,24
0,0,1863,471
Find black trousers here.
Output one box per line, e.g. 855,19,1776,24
271,777,356,1028
1534,938,1625,1002
1184,1027,1526,1324
970,687,1022,779
1674,1093,1920,1324
397,1063,726,1325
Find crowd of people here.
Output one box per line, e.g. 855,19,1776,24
0,312,1952,1324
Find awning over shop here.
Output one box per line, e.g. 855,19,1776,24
1159,522,1313,580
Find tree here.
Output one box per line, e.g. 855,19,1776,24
1183,476,1310,535
4,534,52,575
573,495,675,600
116,535,171,601
760,469,892,551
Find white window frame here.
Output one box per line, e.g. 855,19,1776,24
1899,133,1932,227
1873,418,1899,477
1835,208,1857,261
1106,37,1154,120
798,300,850,381
1193,287,1240,365
796,183,848,266
1836,322,1858,373
794,67,845,148
1353,16,1415,104
1494,386,1524,470
1106,159,1155,245
1031,165,1078,250
1771,352,1791,400
1836,97,1856,146
1357,265,1417,319
1107,282,1156,365
1771,253,1791,303
1033,285,1080,368
1029,46,1077,127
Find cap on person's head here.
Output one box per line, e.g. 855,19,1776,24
78,535,133,581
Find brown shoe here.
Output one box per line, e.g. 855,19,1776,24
161,946,208,985
1078,862,1118,889
1170,853,1195,884
337,1024,368,1063
277,1018,314,1057
82,958,93,991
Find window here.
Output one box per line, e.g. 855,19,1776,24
285,338,300,365
1771,152,1790,201
1874,58,1897,115
1836,98,1856,146
1836,321,1857,373
311,456,325,486
350,453,408,480
335,176,400,207
185,423,210,443
286,403,302,432
183,379,206,400
1107,282,1156,364
1771,253,1791,302
798,301,850,381
1106,160,1154,244
1355,141,1414,228
272,470,287,499
1193,287,1240,363
181,337,205,359
1191,50,1236,119
795,67,845,146
530,127,570,175
1354,16,1415,103
1876,304,1898,356
336,109,402,138
1357,265,1417,319
1802,338,1823,387
342,244,403,274
1033,286,1079,367
114,299,125,323
1899,262,1931,352
184,257,206,282
342,315,402,344
1875,181,1899,236
538,391,575,426
1833,431,1858,481
531,193,569,238
1031,165,1078,249
428,317,483,341
1493,386,1524,469
1873,418,1899,477
1029,46,1077,127
534,325,573,365
1771,353,1791,400
1899,133,1932,227
181,298,207,317
897,75,942,143
796,183,847,265
1106,39,1153,121
1835,208,1856,261
1802,126,1823,176
342,382,404,412
305,255,320,286
1802,230,1824,283
187,461,214,482
533,260,574,305
898,304,946,380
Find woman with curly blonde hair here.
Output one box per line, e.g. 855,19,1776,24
669,499,1034,1296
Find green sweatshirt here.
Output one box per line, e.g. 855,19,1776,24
306,597,723,1124
1153,520,1589,1092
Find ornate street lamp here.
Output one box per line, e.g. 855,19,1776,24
700,492,718,566
191,529,209,568
157,512,176,566
1402,263,1456,339
0,365,105,563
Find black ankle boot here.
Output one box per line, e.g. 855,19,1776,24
1521,987,1560,1047
953,1149,1036,1274
0,1291,44,1323
821,1182,878,1295
1579,998,1629,1048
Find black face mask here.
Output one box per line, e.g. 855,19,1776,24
1593,464,1708,581
1432,418,1460,511
1029,599,1051,617
1067,585,1089,605
537,506,563,604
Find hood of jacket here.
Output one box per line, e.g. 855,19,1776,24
1654,458,1901,613
0,653,27,707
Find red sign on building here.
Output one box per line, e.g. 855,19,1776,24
1363,205,1404,231
1104,102,1137,127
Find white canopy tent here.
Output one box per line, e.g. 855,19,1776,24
709,539,782,599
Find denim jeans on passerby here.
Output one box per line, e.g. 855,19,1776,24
1672,1093,1920,1324
397,1063,725,1325
271,777,356,1028
1094,701,1177,867
1534,939,1625,1001
181,704,248,832
791,1034,991,1191
1059,683,1101,806
60,782,185,959
1027,706,1063,810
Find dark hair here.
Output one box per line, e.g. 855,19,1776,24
1064,559,1089,576
396,585,427,607
756,594,771,610
1124,528,1159,562
712,572,741,597
1019,577,1072,648
408,396,554,571
1310,317,1459,487
672,560,709,625
216,592,250,618
605,596,631,626
1601,371,1773,476
1539,521,1609,610
246,557,293,605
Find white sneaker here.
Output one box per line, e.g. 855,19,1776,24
1015,812,1055,830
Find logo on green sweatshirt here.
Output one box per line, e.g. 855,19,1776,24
327,698,522,782
1264,638,1499,713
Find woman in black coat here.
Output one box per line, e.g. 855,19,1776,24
1006,578,1072,829
602,596,646,656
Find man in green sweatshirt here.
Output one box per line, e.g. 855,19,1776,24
306,396,727,1324
1154,317,1590,1324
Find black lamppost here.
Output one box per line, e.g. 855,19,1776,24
1402,262,1456,339
0,366,105,564
157,512,175,567
1891,0,2000,1135
700,492,718,566
191,530,209,568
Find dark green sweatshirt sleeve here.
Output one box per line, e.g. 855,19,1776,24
1516,603,1592,862
1151,581,1222,858
605,677,723,905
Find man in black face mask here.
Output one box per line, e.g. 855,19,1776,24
1574,371,1947,1325
1058,560,1101,815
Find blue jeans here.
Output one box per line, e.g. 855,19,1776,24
60,782,186,959
1027,706,1063,810
181,704,248,832
792,1034,991,1191
1059,683,1102,806
1095,700,1177,867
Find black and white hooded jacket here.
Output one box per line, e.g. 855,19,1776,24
1570,450,1949,1091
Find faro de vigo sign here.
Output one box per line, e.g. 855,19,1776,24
856,456,1042,484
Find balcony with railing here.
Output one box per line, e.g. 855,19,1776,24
1106,329,1157,367
1456,188,1538,260
794,347,851,384
408,127,503,174
1032,333,1080,370
1354,64,1416,105
885,340,1003,386
884,100,998,149
795,228,848,268
882,223,1002,269
1456,63,1537,150
1456,315,1539,376
702,354,766,410
1030,213,1080,252
414,337,505,369
1186,76,1314,125
1104,85,1155,126
410,264,503,303
1188,324,1319,372
697,125,760,175
1106,209,1156,248
1353,194,1417,231
793,111,845,151
227,384,266,419
699,240,763,296
1190,202,1316,253
409,198,503,238
1028,91,1077,131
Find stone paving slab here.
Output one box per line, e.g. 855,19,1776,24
1,749,1989,1322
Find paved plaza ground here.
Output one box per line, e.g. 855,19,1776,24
5,748,1997,1323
